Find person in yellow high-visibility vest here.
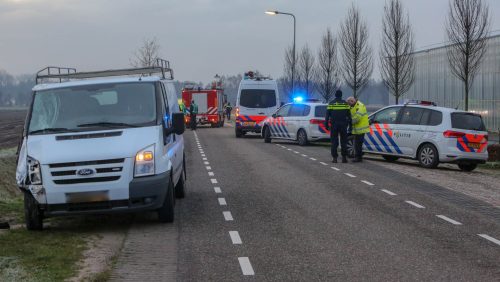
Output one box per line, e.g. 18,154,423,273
347,97,370,162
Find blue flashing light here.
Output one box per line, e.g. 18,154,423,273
293,96,304,103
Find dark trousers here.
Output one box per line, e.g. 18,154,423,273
226,110,231,120
190,114,197,130
354,133,365,159
331,124,348,158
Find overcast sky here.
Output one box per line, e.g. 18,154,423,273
0,0,499,83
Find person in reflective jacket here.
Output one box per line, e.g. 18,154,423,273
347,96,370,162
325,90,352,163
189,100,198,130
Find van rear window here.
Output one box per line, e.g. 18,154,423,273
239,89,276,108
315,105,327,117
451,113,486,131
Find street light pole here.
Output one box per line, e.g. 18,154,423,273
266,10,296,98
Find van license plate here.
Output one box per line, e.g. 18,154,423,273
242,122,255,127
66,191,109,203
468,143,481,150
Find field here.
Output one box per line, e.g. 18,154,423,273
0,110,26,149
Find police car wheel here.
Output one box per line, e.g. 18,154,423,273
24,192,44,231
346,137,355,158
297,129,308,146
418,144,439,169
458,163,477,172
264,126,272,143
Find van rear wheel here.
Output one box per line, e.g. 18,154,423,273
158,176,175,223
24,192,43,231
175,160,186,198
458,163,478,172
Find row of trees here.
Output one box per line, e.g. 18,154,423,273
283,0,491,109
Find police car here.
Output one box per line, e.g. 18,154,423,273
262,99,330,146
348,101,489,171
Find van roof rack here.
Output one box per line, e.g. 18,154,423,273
36,58,174,84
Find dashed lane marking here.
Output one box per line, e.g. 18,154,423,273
218,198,227,206
214,187,222,193
208,172,214,176
345,173,356,178
203,158,208,161
211,179,218,184
206,166,211,170
223,211,234,221
361,180,374,186
478,234,500,247
405,201,425,209
381,189,397,196
204,161,210,165
310,158,317,161
301,154,308,157
287,149,292,151
201,154,206,157
229,231,242,244
320,162,328,166
238,257,255,276
331,167,340,171
436,215,462,225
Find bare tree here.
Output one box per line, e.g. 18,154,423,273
446,0,490,111
282,45,299,99
298,44,316,98
380,0,415,104
339,4,373,99
316,28,339,102
131,37,161,67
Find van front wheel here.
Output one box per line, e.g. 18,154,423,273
24,192,43,231
158,176,175,223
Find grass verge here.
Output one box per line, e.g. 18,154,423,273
479,162,500,170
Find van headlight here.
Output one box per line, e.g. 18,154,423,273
134,145,155,177
27,156,42,185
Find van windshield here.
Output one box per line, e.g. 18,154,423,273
451,113,486,131
28,82,157,135
239,89,276,108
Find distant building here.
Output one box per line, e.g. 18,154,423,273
403,34,500,131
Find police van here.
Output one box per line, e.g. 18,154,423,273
350,101,488,171
262,99,330,146
16,60,186,230
235,71,280,137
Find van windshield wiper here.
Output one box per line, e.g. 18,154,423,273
29,128,77,135
77,122,138,128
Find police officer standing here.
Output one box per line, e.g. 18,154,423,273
347,96,370,162
189,100,198,130
325,90,351,163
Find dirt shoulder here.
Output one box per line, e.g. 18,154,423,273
0,109,26,150
366,155,500,208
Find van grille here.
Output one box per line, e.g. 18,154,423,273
49,158,125,185
56,131,122,141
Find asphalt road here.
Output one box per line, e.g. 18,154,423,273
172,123,500,281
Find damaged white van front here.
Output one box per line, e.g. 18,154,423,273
16,63,186,230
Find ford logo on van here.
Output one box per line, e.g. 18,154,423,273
77,168,95,176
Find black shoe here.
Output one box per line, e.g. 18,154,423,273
352,158,362,163
332,158,338,163
342,157,348,163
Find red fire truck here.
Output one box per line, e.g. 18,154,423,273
182,81,227,128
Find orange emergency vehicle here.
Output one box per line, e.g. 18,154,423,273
182,82,227,128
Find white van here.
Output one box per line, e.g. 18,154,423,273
235,72,280,137
16,61,186,230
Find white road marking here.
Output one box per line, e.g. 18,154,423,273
345,173,356,178
287,148,292,151
206,166,211,170
331,167,340,171
204,161,210,165
223,211,233,221
218,197,227,206
238,257,255,276
229,231,242,244
201,154,206,157
211,178,218,184
208,172,214,176
310,158,317,161
436,215,462,225
361,180,374,186
320,162,328,166
301,154,308,157
214,187,222,193
381,189,397,196
478,234,500,246
203,158,208,161
405,201,425,209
